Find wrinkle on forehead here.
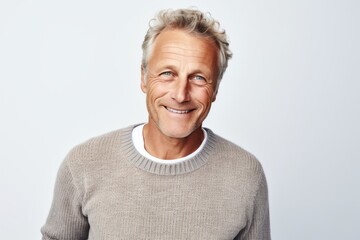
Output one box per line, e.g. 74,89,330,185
159,45,212,58
153,29,217,55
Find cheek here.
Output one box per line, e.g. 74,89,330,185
146,82,168,103
195,87,215,108
204,86,216,101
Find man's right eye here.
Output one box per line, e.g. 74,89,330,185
159,71,174,80
160,71,172,76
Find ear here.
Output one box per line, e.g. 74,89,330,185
141,65,147,93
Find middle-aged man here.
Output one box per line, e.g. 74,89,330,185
41,8,271,240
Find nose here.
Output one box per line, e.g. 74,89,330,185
171,77,190,103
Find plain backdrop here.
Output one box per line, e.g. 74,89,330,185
1,0,359,239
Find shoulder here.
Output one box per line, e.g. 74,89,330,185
206,128,265,177
63,124,136,168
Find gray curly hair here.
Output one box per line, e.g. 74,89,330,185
141,8,233,90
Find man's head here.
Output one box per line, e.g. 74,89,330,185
140,8,232,141
141,8,232,91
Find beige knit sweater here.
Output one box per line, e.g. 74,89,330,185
41,124,270,239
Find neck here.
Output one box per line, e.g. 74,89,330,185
142,123,204,160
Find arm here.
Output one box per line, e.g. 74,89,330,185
235,171,271,240
41,159,89,240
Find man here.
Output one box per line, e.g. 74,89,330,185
41,8,271,240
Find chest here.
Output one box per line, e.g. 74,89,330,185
82,170,252,239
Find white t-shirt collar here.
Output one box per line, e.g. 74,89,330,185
131,124,208,164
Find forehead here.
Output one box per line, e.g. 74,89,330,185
149,29,219,69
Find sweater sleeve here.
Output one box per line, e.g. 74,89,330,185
235,170,271,240
41,159,89,240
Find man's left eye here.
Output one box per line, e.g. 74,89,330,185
191,75,207,85
194,75,205,81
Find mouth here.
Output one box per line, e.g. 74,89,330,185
165,106,194,114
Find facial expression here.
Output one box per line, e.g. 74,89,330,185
141,29,219,139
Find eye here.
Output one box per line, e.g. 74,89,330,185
159,71,175,81
194,75,204,80
191,75,207,85
161,71,172,76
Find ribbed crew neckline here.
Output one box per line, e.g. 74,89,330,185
120,124,216,175
132,123,208,164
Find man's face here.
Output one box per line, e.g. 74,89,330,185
141,29,219,139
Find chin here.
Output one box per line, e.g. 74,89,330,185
159,124,198,139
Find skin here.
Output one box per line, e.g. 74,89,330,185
141,29,219,160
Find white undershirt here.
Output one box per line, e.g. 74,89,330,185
132,124,208,164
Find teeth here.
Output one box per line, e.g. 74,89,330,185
166,107,190,114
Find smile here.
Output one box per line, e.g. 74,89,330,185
165,107,193,114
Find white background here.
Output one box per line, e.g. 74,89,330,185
1,0,359,239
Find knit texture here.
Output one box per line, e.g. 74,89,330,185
41,124,270,239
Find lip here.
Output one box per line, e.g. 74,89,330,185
165,106,194,114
